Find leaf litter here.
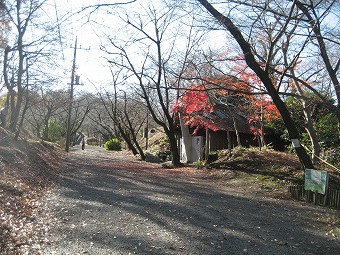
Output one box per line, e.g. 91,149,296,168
1,137,61,254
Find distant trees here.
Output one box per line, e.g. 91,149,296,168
26,90,67,140
25,90,93,144
97,70,148,159
1,0,60,139
0,0,338,169
100,1,205,165
86,96,117,143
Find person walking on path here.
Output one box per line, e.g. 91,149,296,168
81,137,85,150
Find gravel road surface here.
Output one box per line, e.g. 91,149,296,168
42,146,339,255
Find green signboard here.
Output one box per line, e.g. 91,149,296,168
305,169,328,195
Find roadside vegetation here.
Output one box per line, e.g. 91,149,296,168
104,138,122,151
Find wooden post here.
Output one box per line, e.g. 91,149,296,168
65,37,77,152
205,129,210,161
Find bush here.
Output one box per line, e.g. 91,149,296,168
321,147,340,167
48,118,64,142
104,138,122,151
194,160,205,169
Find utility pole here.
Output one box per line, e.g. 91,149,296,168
65,37,78,152
65,37,90,152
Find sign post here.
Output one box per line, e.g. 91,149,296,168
305,169,328,194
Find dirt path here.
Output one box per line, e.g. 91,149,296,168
42,146,339,255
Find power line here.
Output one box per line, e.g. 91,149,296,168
53,0,65,63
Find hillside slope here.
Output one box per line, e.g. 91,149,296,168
0,128,61,254
204,147,340,198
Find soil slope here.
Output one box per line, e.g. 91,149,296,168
0,129,61,254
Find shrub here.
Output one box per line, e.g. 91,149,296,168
48,118,64,142
321,147,340,167
194,160,205,169
104,138,121,151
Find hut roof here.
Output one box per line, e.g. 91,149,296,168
181,101,252,134
200,102,251,133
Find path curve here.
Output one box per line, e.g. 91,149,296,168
42,145,339,255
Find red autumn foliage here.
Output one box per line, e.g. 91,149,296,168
174,51,281,139
172,83,221,134
172,84,214,114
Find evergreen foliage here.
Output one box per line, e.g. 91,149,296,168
104,138,122,151
48,118,64,142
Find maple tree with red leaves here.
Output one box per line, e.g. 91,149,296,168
172,83,220,135
173,85,214,115
174,63,281,143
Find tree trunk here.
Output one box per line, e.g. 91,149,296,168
117,125,139,156
197,0,313,169
292,75,321,163
0,94,9,128
133,136,146,160
43,111,51,140
10,20,25,133
9,89,23,133
232,116,242,147
122,93,146,160
260,108,266,149
166,128,181,166
2,47,11,129
282,35,321,163
14,95,29,141
227,131,232,153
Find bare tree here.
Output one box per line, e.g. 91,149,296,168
195,0,314,168
101,2,191,165
68,92,93,146
2,0,61,139
99,89,147,158
294,0,340,133
86,97,119,143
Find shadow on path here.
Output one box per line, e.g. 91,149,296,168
43,146,340,255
